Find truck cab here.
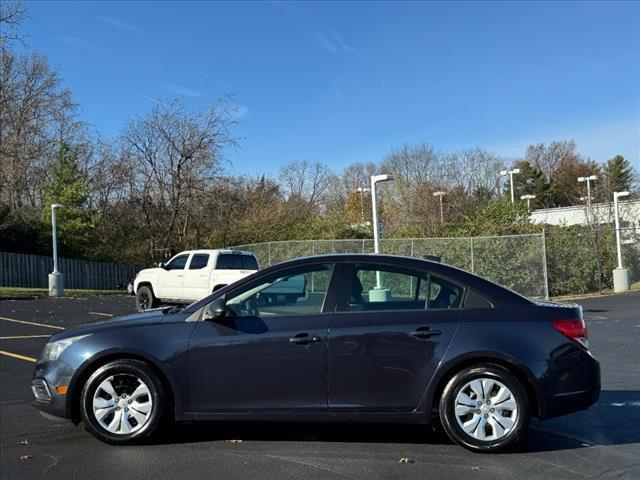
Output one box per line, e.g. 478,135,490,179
133,249,259,311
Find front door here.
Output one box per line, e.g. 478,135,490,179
188,262,341,413
328,262,460,412
183,253,211,300
157,253,190,299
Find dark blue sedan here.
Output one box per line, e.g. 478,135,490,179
31,254,600,452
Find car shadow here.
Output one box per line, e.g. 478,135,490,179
154,390,640,453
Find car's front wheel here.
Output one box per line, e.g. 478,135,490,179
80,360,166,444
439,364,530,452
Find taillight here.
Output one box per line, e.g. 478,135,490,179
553,318,588,349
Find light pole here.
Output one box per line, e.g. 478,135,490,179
433,191,446,224
520,194,536,212
49,204,64,297
500,168,521,204
355,186,371,225
612,191,630,292
370,174,394,300
578,175,597,208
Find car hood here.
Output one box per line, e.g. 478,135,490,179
50,309,172,341
137,267,163,277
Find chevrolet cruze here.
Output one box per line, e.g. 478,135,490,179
31,254,600,452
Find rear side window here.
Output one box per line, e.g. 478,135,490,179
464,289,494,309
428,275,464,309
216,253,258,270
189,254,209,270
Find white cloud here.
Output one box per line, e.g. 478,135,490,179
312,29,360,56
162,83,204,98
97,15,139,33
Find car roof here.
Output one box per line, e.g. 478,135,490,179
178,249,256,256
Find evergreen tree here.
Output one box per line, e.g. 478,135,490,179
41,143,99,257
603,155,634,193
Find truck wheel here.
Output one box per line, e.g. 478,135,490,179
136,286,158,312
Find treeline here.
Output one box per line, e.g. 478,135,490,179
0,1,636,267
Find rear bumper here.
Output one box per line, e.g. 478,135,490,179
527,346,601,420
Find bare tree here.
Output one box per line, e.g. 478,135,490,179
0,0,27,47
525,140,581,181
278,159,335,209
0,48,80,215
118,97,237,257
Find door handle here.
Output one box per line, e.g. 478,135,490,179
289,333,321,345
409,327,442,339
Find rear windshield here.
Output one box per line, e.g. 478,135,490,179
216,253,259,270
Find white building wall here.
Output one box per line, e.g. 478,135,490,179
529,200,640,229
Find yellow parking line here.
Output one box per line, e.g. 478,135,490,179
0,335,51,340
89,312,113,317
0,316,65,331
0,350,37,363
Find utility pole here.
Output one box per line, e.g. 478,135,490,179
520,194,536,212
500,168,521,204
612,191,630,292
433,191,446,224
49,204,64,297
355,186,371,225
370,174,394,300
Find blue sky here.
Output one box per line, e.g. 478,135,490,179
22,0,640,174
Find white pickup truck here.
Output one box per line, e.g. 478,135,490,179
133,249,259,311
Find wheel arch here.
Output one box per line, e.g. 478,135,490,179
422,352,544,421
135,281,154,296
68,349,178,423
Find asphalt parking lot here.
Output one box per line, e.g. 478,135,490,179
1,292,639,479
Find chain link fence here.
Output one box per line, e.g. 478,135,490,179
232,233,549,299
545,226,640,296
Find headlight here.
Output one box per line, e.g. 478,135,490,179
41,334,91,362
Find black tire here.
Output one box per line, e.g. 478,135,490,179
136,285,158,311
439,364,530,452
80,360,166,445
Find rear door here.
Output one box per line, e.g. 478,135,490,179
327,262,460,413
183,253,211,300
211,253,259,289
157,253,190,299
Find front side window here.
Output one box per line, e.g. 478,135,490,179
225,264,333,317
189,254,210,270
165,254,189,271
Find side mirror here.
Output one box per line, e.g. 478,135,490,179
203,296,226,321
158,262,166,269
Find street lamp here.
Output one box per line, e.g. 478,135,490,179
520,194,536,212
370,174,394,301
577,175,597,208
612,191,630,292
49,204,64,297
500,168,521,204
355,186,371,225
433,191,446,224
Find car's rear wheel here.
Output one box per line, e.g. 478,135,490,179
439,364,530,452
80,360,166,444
136,285,158,311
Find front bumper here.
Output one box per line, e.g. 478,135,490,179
30,359,76,420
